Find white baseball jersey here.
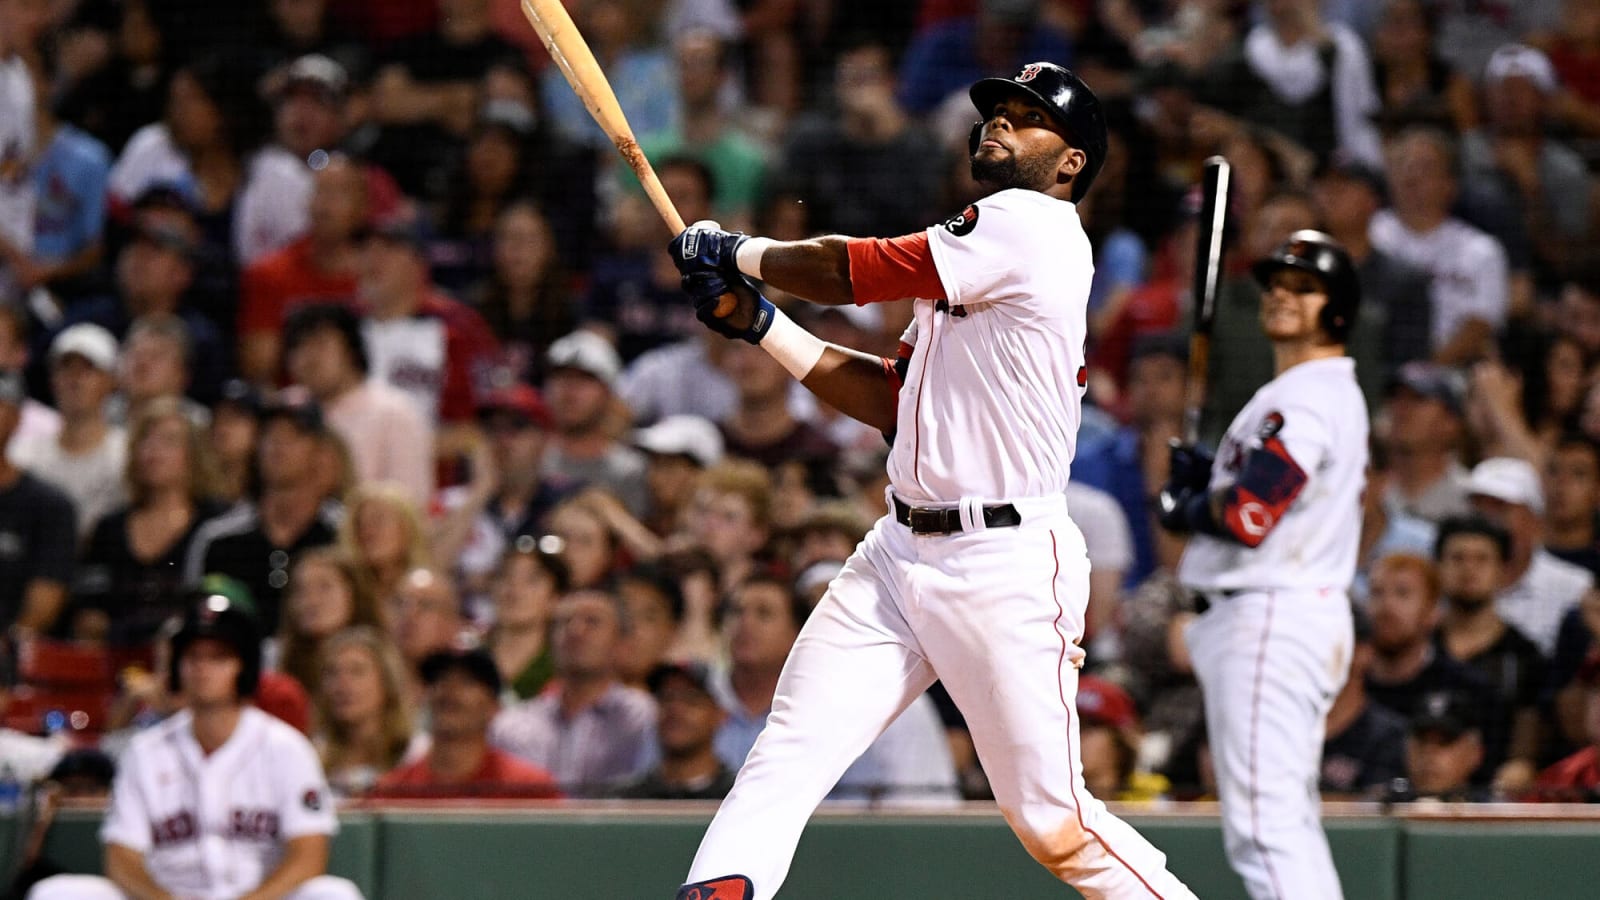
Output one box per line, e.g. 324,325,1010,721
1178,356,1369,592
101,707,338,900
889,188,1090,504
1368,210,1508,350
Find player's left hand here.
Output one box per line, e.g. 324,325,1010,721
1167,441,1214,492
682,270,776,345
670,220,747,277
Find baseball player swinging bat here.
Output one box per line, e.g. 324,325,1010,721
519,0,738,316
1183,155,1231,446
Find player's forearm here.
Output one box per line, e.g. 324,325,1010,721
800,346,900,435
740,236,856,306
104,844,175,900
239,835,328,900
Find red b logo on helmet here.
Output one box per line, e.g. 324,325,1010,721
1017,64,1042,83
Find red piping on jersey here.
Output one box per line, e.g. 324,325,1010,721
846,234,947,305
913,313,943,490
1249,591,1287,900
1050,531,1170,899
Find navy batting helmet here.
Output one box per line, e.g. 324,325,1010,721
968,62,1108,202
1251,230,1361,343
168,590,262,698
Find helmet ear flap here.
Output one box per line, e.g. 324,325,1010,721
968,121,983,157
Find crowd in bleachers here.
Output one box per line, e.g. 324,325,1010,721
3,0,1600,820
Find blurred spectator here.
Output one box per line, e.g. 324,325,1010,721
1364,553,1491,720
788,501,872,578
717,340,839,469
1535,651,1600,800
1368,0,1478,135
74,396,223,644
26,61,111,305
1544,433,1600,576
1462,44,1598,278
583,157,712,362
0,367,74,634
278,547,382,697
636,30,767,223
1430,0,1564,88
430,99,543,291
115,314,207,423
465,201,575,386
313,625,417,797
388,568,467,692
1395,688,1492,802
208,378,260,504
1075,333,1189,588
1200,0,1382,167
1542,0,1600,135
184,391,343,631
616,661,736,800
1320,608,1408,797
1370,127,1511,364
267,53,352,167
0,0,37,305
492,588,657,796
12,323,125,538
367,0,525,195
1310,159,1433,390
341,481,430,606
1557,273,1600,363
775,36,940,238
487,537,569,700
710,573,959,806
545,495,628,591
541,331,648,515
617,332,738,426
1470,329,1588,465
285,303,434,507
1379,362,1473,524
260,0,370,75
1075,675,1142,801
688,460,773,596
372,642,562,799
1355,440,1438,603
538,0,676,149
1466,456,1595,657
51,0,171,156
238,153,364,385
1067,480,1135,652
634,414,724,538
0,303,56,460
356,212,505,426
1433,515,1546,791
614,563,685,691
896,0,1071,116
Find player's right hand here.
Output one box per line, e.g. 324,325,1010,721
1167,441,1214,492
670,220,747,277
682,270,775,345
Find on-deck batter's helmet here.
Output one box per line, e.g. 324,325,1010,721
1251,229,1361,343
168,589,262,698
968,62,1108,202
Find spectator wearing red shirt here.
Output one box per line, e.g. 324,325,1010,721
372,642,561,799
356,211,503,426
1536,651,1600,801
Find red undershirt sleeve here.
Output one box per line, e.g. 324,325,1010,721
846,233,948,305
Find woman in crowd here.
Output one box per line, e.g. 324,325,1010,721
486,537,570,700
545,495,627,591
466,201,574,385
1370,0,1478,135
313,626,418,796
340,482,431,606
75,397,223,644
277,547,383,696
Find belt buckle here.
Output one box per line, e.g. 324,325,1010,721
908,507,947,534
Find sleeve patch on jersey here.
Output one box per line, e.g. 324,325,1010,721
1257,411,1285,440
1219,436,1308,548
942,204,980,237
303,789,322,811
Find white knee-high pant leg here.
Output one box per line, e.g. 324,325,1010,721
1186,589,1352,900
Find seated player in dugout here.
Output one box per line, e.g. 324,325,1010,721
666,62,1200,900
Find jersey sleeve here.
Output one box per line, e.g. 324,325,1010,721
1215,401,1331,547
846,233,947,304
923,193,1031,309
274,730,339,839
100,748,152,853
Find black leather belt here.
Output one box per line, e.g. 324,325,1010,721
1191,589,1242,614
892,495,1021,535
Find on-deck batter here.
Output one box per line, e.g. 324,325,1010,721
667,62,1196,900
1159,231,1369,900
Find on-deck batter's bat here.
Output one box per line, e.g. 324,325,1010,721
519,0,738,317
1183,156,1232,447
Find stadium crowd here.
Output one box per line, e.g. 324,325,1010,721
3,0,1600,843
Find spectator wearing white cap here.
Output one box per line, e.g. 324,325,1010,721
1467,456,1596,657
1461,44,1597,275
634,414,723,538
10,323,126,540
540,330,649,517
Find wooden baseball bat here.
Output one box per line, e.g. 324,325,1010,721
1183,156,1231,447
519,0,737,317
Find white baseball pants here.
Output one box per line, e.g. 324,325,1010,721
1185,588,1352,900
27,874,365,899
688,494,1196,899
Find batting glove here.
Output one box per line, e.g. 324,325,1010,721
1167,441,1215,492
682,270,776,345
670,220,748,277
1155,484,1223,536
